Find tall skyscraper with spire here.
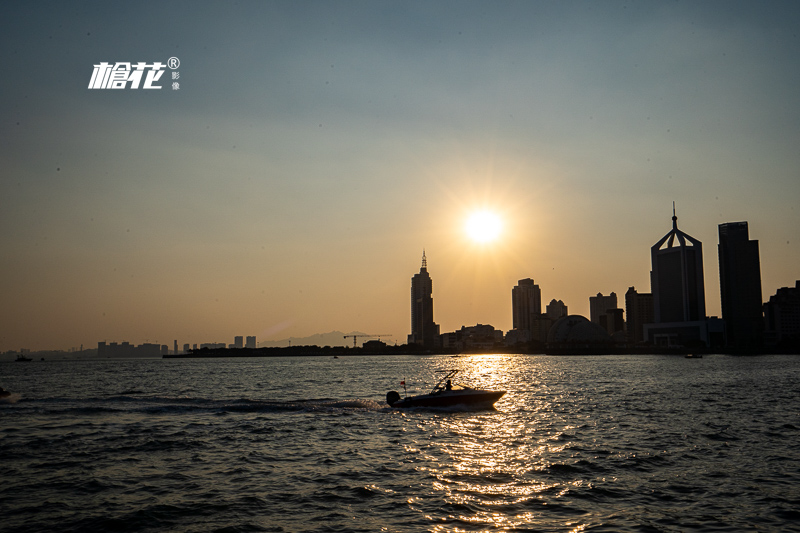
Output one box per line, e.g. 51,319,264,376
650,205,706,323
408,251,440,349
644,206,721,348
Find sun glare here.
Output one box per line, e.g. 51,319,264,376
465,210,503,243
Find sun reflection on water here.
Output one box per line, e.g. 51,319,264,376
399,354,599,530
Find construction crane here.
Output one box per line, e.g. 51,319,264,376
343,333,393,348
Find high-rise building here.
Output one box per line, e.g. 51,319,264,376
234,336,244,349
246,336,257,349
408,251,440,349
546,299,568,321
718,222,763,348
512,278,542,341
625,286,654,344
601,308,625,336
651,209,706,323
590,292,617,324
763,281,800,348
645,207,713,347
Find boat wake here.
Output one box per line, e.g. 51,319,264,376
0,392,21,404
8,395,386,415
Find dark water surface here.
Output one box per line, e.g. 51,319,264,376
2,354,799,532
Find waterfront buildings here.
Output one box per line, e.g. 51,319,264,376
625,287,654,345
763,281,800,348
644,209,718,348
590,292,617,324
546,299,568,321
546,315,613,354
441,324,504,351
511,278,542,342
408,251,440,349
718,222,763,348
97,341,167,358
589,292,623,336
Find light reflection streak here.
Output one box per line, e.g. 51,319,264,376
405,355,600,530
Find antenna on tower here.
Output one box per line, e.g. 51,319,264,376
421,249,427,269
672,201,678,228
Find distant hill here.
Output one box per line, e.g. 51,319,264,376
258,331,397,348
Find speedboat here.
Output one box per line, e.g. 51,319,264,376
386,370,505,409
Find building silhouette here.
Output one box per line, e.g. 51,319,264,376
546,299,568,321
408,251,440,349
512,278,542,342
441,324,503,351
763,281,800,348
718,222,763,348
590,292,617,324
589,292,623,335
645,208,721,348
97,341,167,358
246,336,257,349
651,209,706,323
625,286,654,345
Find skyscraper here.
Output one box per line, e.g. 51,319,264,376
718,221,763,348
589,292,617,324
650,208,706,323
408,251,440,349
512,278,542,339
625,286,654,345
645,207,713,347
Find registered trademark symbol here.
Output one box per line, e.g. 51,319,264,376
168,57,180,69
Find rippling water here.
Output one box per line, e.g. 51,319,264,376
2,354,800,532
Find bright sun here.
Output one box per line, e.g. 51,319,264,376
465,210,503,243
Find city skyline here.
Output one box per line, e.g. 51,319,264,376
2,1,800,351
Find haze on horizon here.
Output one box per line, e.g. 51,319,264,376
2,1,800,352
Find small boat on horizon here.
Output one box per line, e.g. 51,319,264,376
386,370,505,409
685,353,703,359
15,354,32,362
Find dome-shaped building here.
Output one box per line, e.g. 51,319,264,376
546,315,613,354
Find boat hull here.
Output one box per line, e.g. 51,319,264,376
389,390,505,409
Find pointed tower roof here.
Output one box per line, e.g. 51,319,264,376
653,203,702,251
421,249,427,271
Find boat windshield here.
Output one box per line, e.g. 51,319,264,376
430,370,473,394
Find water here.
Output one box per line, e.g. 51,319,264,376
2,354,799,532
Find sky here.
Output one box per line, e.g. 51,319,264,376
2,0,800,351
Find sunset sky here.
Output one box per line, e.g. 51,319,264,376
2,1,800,351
